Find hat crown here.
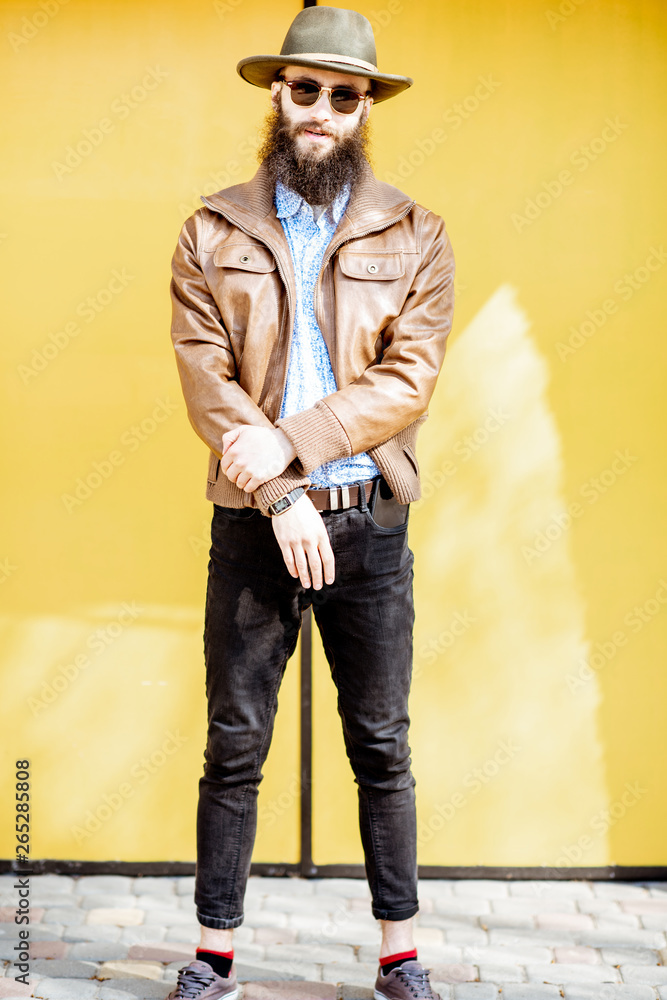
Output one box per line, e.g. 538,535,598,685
279,6,377,68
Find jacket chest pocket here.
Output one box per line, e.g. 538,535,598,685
337,250,405,280
334,250,407,369
212,243,276,273
208,243,279,361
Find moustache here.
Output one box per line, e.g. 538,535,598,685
294,121,336,138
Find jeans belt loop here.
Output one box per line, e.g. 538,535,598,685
358,478,371,513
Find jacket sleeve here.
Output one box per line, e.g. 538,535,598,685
170,211,311,514
275,212,455,471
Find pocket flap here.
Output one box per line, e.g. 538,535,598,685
338,250,404,280
403,444,419,476
207,452,220,484
213,244,276,272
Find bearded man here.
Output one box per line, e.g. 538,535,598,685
167,7,455,1000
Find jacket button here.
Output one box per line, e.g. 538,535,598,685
367,263,378,273
239,254,250,263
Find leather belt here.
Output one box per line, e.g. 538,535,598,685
307,478,375,512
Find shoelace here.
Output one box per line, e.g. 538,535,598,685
173,964,217,998
394,965,437,998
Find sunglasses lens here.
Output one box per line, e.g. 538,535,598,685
331,89,361,114
289,81,320,107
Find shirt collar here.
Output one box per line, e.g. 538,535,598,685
274,177,351,226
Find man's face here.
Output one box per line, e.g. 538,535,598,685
270,64,373,161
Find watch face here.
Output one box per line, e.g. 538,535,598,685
272,497,290,514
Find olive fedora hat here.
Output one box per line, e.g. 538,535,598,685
236,5,413,103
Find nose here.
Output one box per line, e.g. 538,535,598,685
310,90,333,121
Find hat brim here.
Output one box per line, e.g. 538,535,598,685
236,55,412,103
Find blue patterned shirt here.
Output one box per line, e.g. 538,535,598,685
274,178,379,488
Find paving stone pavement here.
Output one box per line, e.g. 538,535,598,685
0,875,665,998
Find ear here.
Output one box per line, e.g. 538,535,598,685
270,79,282,106
361,95,373,124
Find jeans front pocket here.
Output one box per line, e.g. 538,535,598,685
213,504,258,520
363,504,410,534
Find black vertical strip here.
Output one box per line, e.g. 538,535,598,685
300,0,316,880
299,607,315,875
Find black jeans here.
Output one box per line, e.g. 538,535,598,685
195,479,419,928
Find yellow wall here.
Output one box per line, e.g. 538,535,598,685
1,0,665,869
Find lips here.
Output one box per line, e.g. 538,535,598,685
301,125,332,139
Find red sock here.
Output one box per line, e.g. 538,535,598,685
380,948,418,974
196,948,234,978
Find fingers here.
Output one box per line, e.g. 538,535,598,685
281,545,299,581
222,462,261,491
285,535,335,590
235,470,264,492
320,535,336,586
219,427,284,486
221,427,241,454
292,545,314,589
273,537,314,589
271,497,337,591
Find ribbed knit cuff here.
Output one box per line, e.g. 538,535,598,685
254,462,312,517
276,401,351,474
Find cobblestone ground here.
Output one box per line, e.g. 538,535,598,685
1,875,667,999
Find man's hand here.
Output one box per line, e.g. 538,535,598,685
271,493,335,590
221,425,297,492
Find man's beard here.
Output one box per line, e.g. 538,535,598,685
257,104,372,206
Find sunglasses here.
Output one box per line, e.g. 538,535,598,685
278,76,370,115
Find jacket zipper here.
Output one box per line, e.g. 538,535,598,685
313,201,416,373
200,195,416,415
200,196,295,422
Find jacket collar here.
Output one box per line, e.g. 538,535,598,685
274,177,351,227
200,159,414,239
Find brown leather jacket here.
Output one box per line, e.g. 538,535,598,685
170,159,455,516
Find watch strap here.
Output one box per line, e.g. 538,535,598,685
268,486,305,516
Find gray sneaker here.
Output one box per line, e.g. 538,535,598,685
374,959,441,1000
165,959,239,999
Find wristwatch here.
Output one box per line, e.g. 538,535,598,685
268,486,305,517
